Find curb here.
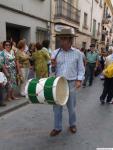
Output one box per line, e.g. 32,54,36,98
0,101,29,117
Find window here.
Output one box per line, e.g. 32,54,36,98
82,42,86,49
102,34,105,41
99,0,103,7
36,29,48,43
93,19,96,37
98,23,100,34
83,13,88,27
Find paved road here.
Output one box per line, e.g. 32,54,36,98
0,77,113,150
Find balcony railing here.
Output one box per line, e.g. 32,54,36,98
102,18,110,24
55,0,81,24
95,0,99,3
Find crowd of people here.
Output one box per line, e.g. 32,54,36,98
80,44,113,105
0,39,51,106
0,28,113,137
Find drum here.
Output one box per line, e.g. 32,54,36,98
0,72,7,86
25,76,69,106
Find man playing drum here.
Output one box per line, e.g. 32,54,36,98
50,28,85,136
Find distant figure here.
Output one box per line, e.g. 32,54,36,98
0,42,3,51
16,40,30,96
80,48,86,66
100,51,113,104
27,43,36,79
42,40,51,76
83,44,99,87
12,41,18,54
32,42,50,79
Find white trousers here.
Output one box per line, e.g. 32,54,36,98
20,68,29,96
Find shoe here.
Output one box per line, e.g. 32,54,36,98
6,98,12,101
50,129,62,137
69,125,77,134
106,101,113,104
11,97,20,100
109,101,113,104
20,94,25,97
88,83,92,86
0,103,6,107
100,100,105,105
82,83,86,88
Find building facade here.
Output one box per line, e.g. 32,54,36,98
101,0,113,50
74,0,104,49
76,0,92,49
51,0,105,50
50,0,81,49
90,0,104,48
0,0,51,44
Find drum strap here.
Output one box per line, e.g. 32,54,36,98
54,48,61,60
51,48,61,74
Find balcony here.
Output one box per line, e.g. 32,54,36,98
95,0,99,3
102,30,108,35
102,14,111,24
55,0,81,25
102,18,110,24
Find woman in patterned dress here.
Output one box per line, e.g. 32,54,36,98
2,41,18,100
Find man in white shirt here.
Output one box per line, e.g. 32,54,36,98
50,28,85,136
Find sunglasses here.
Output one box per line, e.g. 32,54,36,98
5,44,11,47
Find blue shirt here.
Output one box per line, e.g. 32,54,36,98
86,51,99,63
51,47,85,81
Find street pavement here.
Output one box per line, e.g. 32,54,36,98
0,77,113,150
0,98,29,117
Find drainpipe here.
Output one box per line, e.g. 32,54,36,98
90,0,93,33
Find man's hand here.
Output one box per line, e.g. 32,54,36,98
75,80,82,89
51,59,57,67
94,66,98,71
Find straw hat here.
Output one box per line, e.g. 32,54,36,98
56,28,77,37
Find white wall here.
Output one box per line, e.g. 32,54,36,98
77,0,92,48
78,0,91,35
0,7,47,42
91,0,104,39
0,0,50,20
77,0,104,48
0,20,6,41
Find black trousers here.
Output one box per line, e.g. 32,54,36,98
100,77,113,102
84,63,96,85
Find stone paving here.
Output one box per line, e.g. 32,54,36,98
0,77,113,150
